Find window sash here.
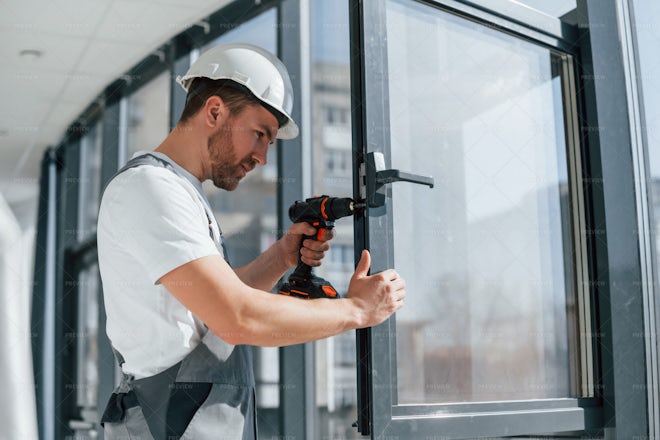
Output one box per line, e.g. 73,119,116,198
351,0,596,436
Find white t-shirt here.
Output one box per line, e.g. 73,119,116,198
97,151,229,379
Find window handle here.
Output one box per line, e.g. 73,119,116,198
375,169,435,187
366,151,434,208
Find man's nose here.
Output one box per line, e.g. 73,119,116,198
253,143,269,166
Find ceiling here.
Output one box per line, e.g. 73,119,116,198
0,0,231,207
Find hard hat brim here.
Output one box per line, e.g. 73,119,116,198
277,118,299,140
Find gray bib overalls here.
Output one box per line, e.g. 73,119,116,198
100,154,257,439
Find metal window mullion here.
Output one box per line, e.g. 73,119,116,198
96,96,124,440
299,0,312,199
77,135,89,242
578,0,650,436
58,141,82,437
278,0,315,438
352,0,397,437
617,0,659,436
169,41,191,131
299,4,315,438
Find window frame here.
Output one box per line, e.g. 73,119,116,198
349,0,603,437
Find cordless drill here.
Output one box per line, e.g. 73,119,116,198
279,195,364,299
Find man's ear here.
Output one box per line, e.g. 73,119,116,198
204,95,227,127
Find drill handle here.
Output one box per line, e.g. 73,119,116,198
295,221,334,277
292,259,313,279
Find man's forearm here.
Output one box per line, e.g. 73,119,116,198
213,287,364,346
162,254,365,345
234,241,290,291
160,252,404,347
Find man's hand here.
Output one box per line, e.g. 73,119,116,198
346,250,406,328
280,222,335,268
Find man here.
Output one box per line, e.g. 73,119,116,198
97,43,406,439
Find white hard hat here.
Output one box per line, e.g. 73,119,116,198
177,43,299,140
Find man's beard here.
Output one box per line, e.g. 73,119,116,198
207,126,256,191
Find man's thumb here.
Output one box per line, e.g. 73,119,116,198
354,249,371,278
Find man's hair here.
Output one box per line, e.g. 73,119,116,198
179,78,287,127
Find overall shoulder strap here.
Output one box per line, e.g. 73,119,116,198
102,153,174,196
101,153,222,246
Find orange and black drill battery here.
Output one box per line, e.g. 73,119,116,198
279,195,364,299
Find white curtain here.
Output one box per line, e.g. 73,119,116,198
0,193,38,439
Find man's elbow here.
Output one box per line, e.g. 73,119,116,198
214,327,249,345
209,314,278,347
202,286,281,346
206,307,256,346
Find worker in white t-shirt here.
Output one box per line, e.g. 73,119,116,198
97,43,406,440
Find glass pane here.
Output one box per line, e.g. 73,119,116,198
635,0,660,371
75,264,100,413
78,121,102,239
385,0,576,404
311,0,359,438
125,71,171,161
197,9,281,438
202,8,277,53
